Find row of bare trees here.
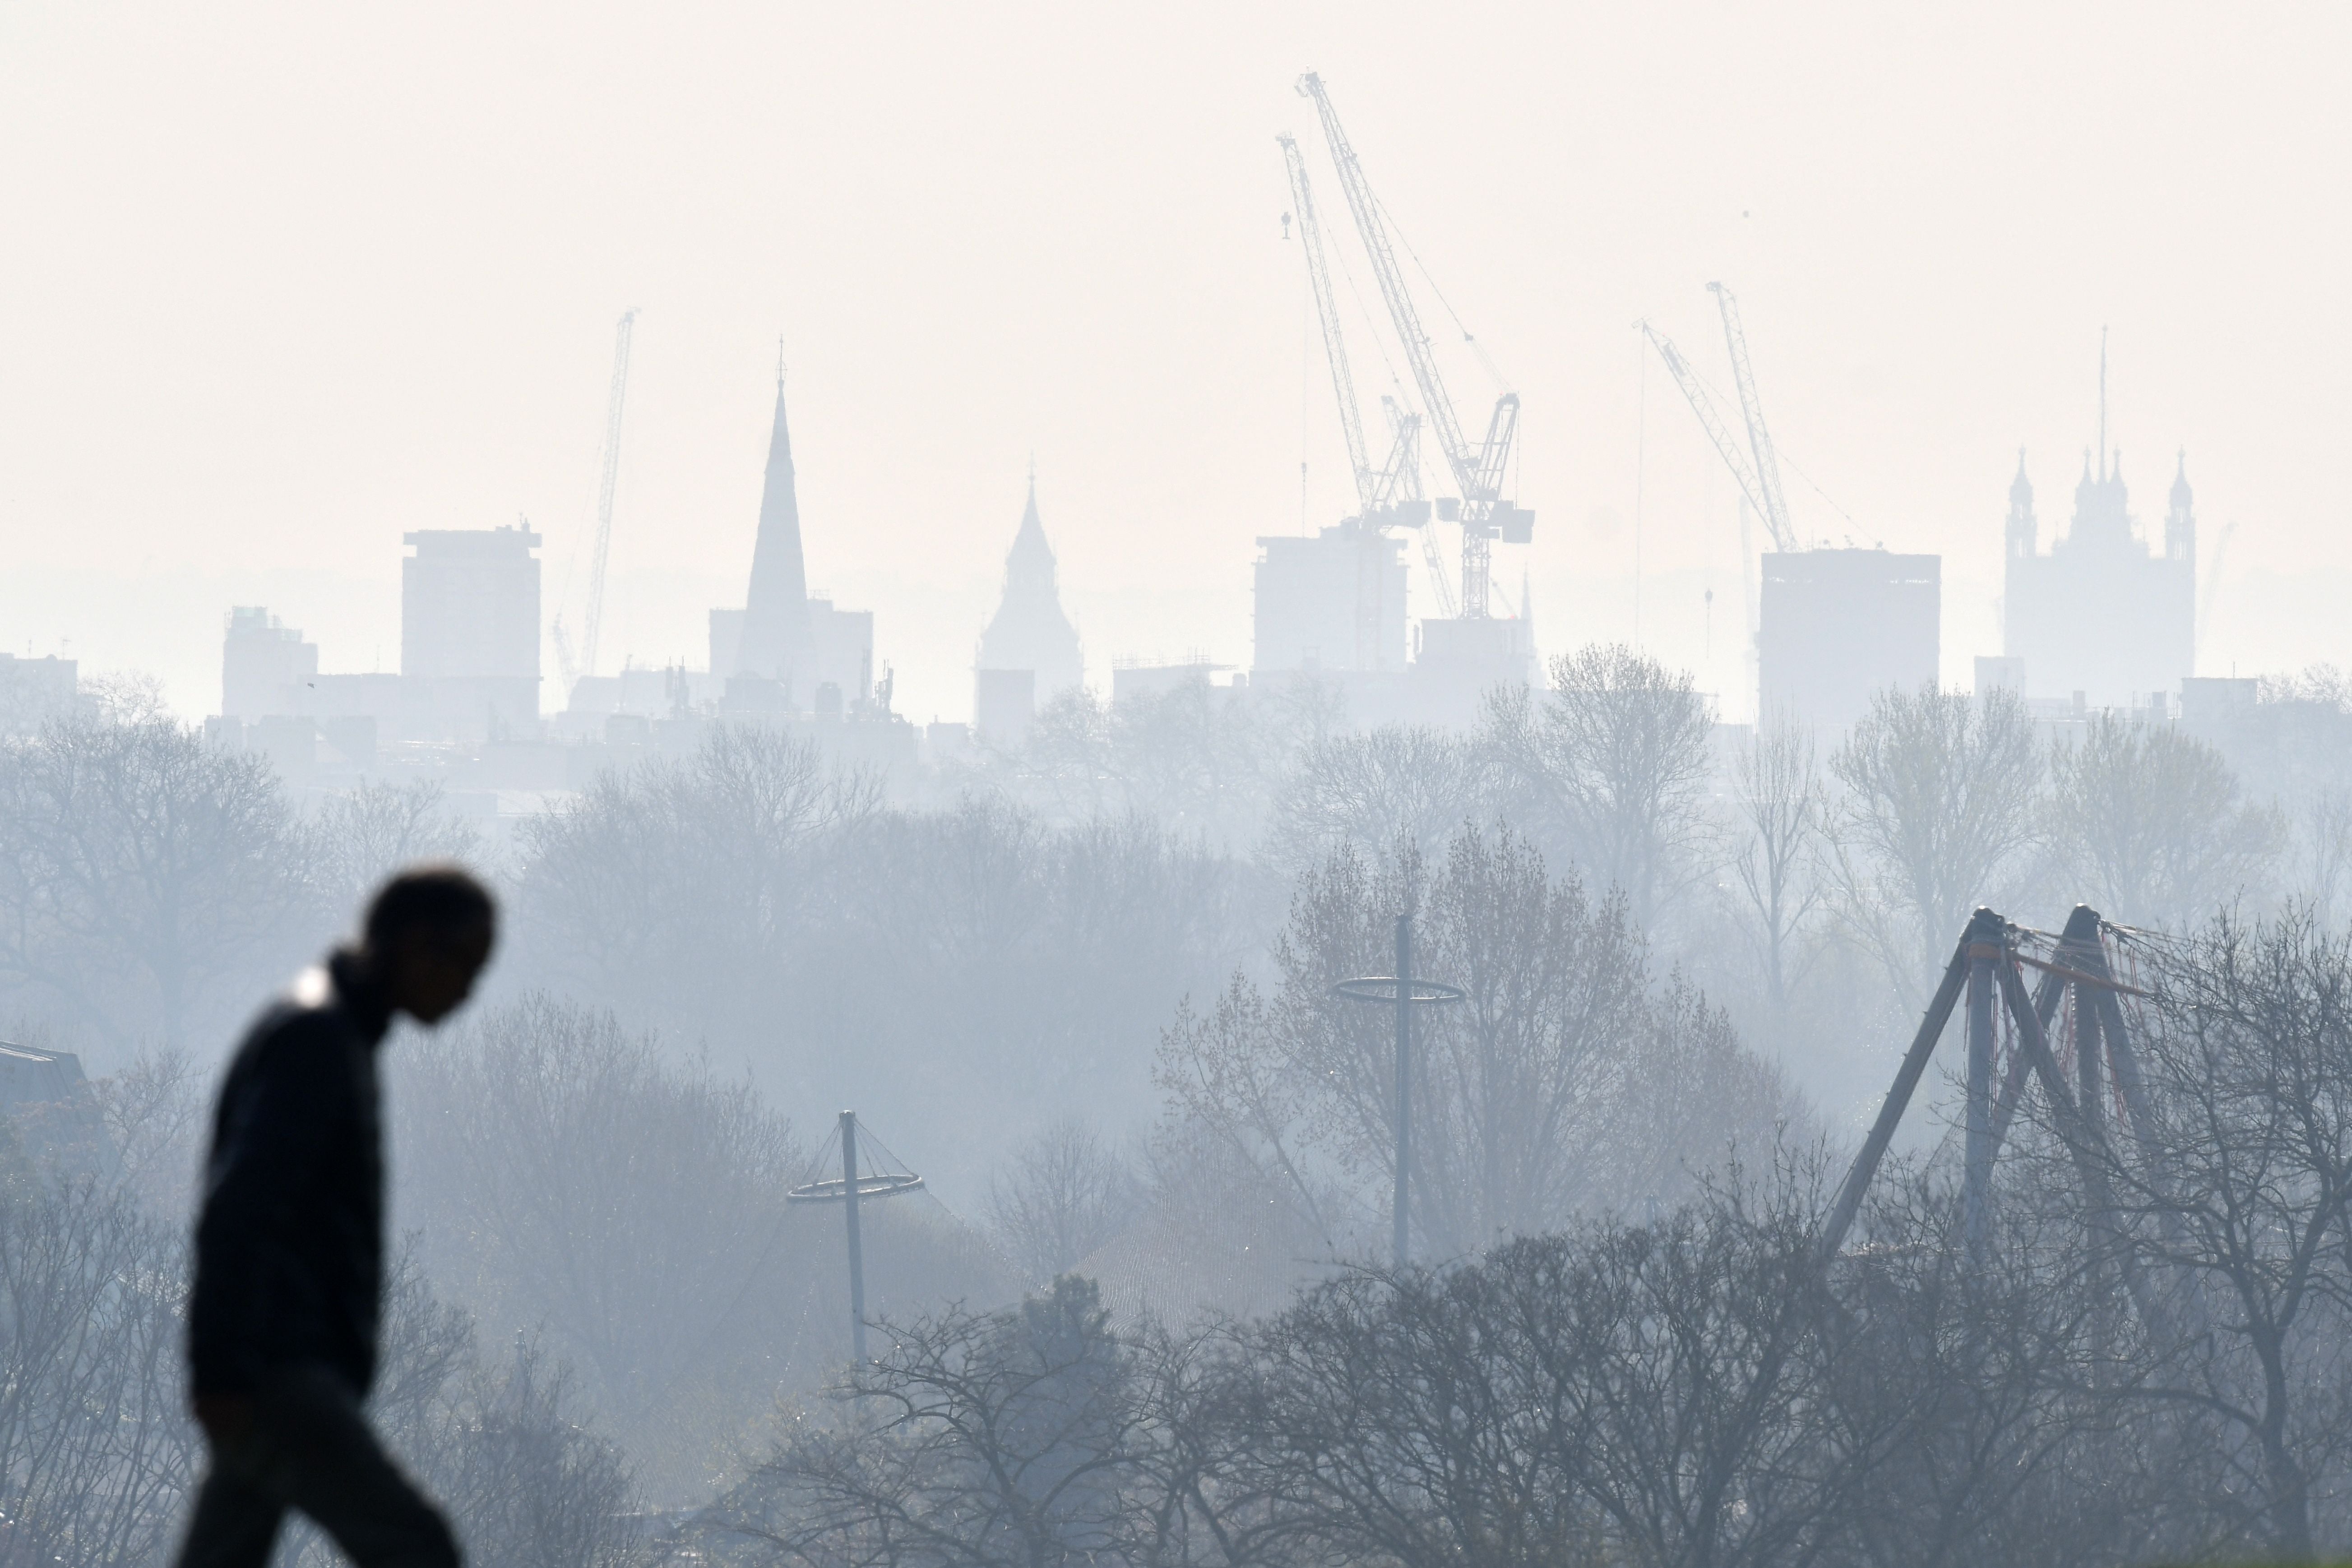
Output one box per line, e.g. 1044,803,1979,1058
390,994,1013,1502
1154,824,1792,1268
507,725,1268,1194
1255,649,2305,1102
0,712,479,1058
698,906,2352,1568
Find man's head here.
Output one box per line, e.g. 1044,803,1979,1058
360,864,497,1025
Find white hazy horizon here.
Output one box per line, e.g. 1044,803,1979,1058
3,2,2346,726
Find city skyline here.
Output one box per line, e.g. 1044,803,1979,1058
2,2,2345,723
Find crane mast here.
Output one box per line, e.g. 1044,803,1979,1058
1641,321,1770,527
1296,71,1526,619
1708,282,1799,554
1280,135,1377,514
1282,135,1437,667
1641,317,1801,555
581,308,638,680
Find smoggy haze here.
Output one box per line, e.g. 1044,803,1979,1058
2,2,2346,722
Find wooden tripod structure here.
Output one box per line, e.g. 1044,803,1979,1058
1822,904,2164,1270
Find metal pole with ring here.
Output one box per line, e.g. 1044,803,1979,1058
1331,914,1465,1269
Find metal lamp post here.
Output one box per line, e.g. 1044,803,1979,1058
1331,913,1464,1268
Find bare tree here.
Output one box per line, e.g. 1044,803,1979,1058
987,1119,1144,1287
1004,687,1119,823
1727,713,1827,1009
704,1277,1151,1568
394,994,815,1498
0,715,306,1051
1156,827,1797,1267
1222,1182,1856,1568
2046,714,2284,931
309,778,485,919
512,727,1251,1187
398,1334,643,1568
2295,789,2352,928
0,1171,195,1568
2097,911,2352,1558
513,725,875,1043
1264,726,1491,875
1483,643,1717,928
1828,685,2042,991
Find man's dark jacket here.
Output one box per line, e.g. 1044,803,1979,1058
187,951,392,1399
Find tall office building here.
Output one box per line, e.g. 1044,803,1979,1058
402,524,542,731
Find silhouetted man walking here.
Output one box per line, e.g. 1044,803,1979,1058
176,865,496,1568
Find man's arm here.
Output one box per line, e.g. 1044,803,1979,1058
188,1017,342,1398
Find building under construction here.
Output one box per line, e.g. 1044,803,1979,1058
2000,356,2196,711
1252,523,1409,676
1254,75,1537,730
1647,283,1941,732
1759,548,1939,732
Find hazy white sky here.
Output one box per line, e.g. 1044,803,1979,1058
3,1,2347,724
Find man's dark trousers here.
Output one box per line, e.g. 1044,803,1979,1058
176,1366,458,1568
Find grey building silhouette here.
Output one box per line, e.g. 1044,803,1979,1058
1251,524,1408,676
222,607,319,720
730,367,814,682
975,469,1084,733
402,524,542,733
708,365,873,712
2003,448,2195,709
1758,548,1940,733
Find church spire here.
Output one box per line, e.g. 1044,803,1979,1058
2166,449,2196,569
735,363,812,678
2007,448,2037,561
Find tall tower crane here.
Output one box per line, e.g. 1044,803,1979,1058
1280,135,1427,527
1282,134,1374,516
1646,319,1787,552
581,308,638,680
1280,133,1438,661
1707,282,1799,554
1296,72,1529,620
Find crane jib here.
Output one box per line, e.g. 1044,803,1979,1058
1296,70,1528,616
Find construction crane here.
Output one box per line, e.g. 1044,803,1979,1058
1707,282,1800,554
1281,134,1375,515
1296,71,1529,620
580,308,638,680
1280,134,1436,663
1638,314,1802,555
1280,136,1428,525
1388,394,1454,618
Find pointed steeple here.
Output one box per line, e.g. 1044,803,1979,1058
1006,467,1054,586
978,466,1083,699
2007,448,2037,560
2166,449,2195,569
736,361,812,678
